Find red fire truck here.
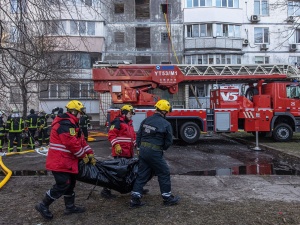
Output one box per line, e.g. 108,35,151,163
92,63,300,143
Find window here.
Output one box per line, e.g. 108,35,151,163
161,33,169,43
47,21,66,35
188,24,240,38
161,4,171,14
10,0,27,13
115,3,124,13
288,1,300,16
185,54,242,64
70,21,95,35
40,82,97,99
296,29,300,43
51,52,92,69
135,0,150,19
9,26,18,42
115,32,125,43
286,85,300,98
10,87,22,103
187,0,237,7
254,56,269,64
254,27,269,43
254,0,269,16
136,56,151,64
136,27,150,48
81,0,92,7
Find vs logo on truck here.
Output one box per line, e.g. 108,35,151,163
220,92,239,101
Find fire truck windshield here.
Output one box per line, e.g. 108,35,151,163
287,85,300,98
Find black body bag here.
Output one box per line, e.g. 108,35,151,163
76,158,139,194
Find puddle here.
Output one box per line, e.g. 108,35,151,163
180,161,300,176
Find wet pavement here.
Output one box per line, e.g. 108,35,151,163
1,132,300,204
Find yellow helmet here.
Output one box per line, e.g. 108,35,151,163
65,100,86,114
154,99,172,113
121,104,135,115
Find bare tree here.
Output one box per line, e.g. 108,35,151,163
0,0,105,117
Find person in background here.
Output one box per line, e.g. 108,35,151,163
79,113,90,141
130,99,179,207
101,104,149,199
25,109,38,149
35,100,96,220
0,111,5,152
6,109,24,152
37,110,50,146
51,107,63,120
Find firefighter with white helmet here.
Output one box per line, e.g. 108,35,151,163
130,99,179,207
35,100,96,220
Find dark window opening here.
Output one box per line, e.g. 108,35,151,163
115,32,125,43
161,4,170,14
135,0,150,19
136,56,151,64
115,3,124,13
136,27,150,48
161,61,171,64
161,32,169,43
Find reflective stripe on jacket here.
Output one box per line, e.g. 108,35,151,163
108,115,136,158
46,112,93,174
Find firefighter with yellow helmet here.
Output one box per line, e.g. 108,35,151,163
102,104,139,199
130,99,180,207
35,100,96,220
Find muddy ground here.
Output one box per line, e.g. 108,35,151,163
1,132,300,224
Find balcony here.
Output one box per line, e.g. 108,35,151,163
184,37,243,51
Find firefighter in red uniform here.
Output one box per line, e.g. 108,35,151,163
35,100,96,220
101,104,146,198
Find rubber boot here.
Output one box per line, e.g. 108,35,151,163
130,195,145,208
163,195,180,206
35,194,54,220
64,194,86,215
101,188,116,199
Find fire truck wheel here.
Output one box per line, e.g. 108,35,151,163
245,87,258,101
179,122,200,144
272,123,293,142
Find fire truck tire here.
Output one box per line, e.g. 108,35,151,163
245,87,258,101
272,123,293,142
179,122,200,144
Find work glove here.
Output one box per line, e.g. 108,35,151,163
82,154,90,164
114,144,122,155
88,154,96,166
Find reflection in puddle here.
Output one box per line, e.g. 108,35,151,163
180,162,300,176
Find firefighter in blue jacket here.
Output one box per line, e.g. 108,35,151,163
130,99,180,207
6,109,24,152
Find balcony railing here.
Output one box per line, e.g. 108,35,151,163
185,37,243,50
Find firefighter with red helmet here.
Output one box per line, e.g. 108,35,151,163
100,104,137,199
130,99,180,207
35,100,96,220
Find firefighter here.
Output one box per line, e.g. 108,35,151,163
37,110,50,146
6,109,24,152
79,113,90,141
35,100,96,220
0,111,5,152
50,107,63,120
101,104,137,199
25,109,38,149
130,99,180,207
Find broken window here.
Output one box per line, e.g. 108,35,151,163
136,27,150,48
161,4,171,14
136,56,151,64
115,3,124,13
115,32,125,43
135,0,150,19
